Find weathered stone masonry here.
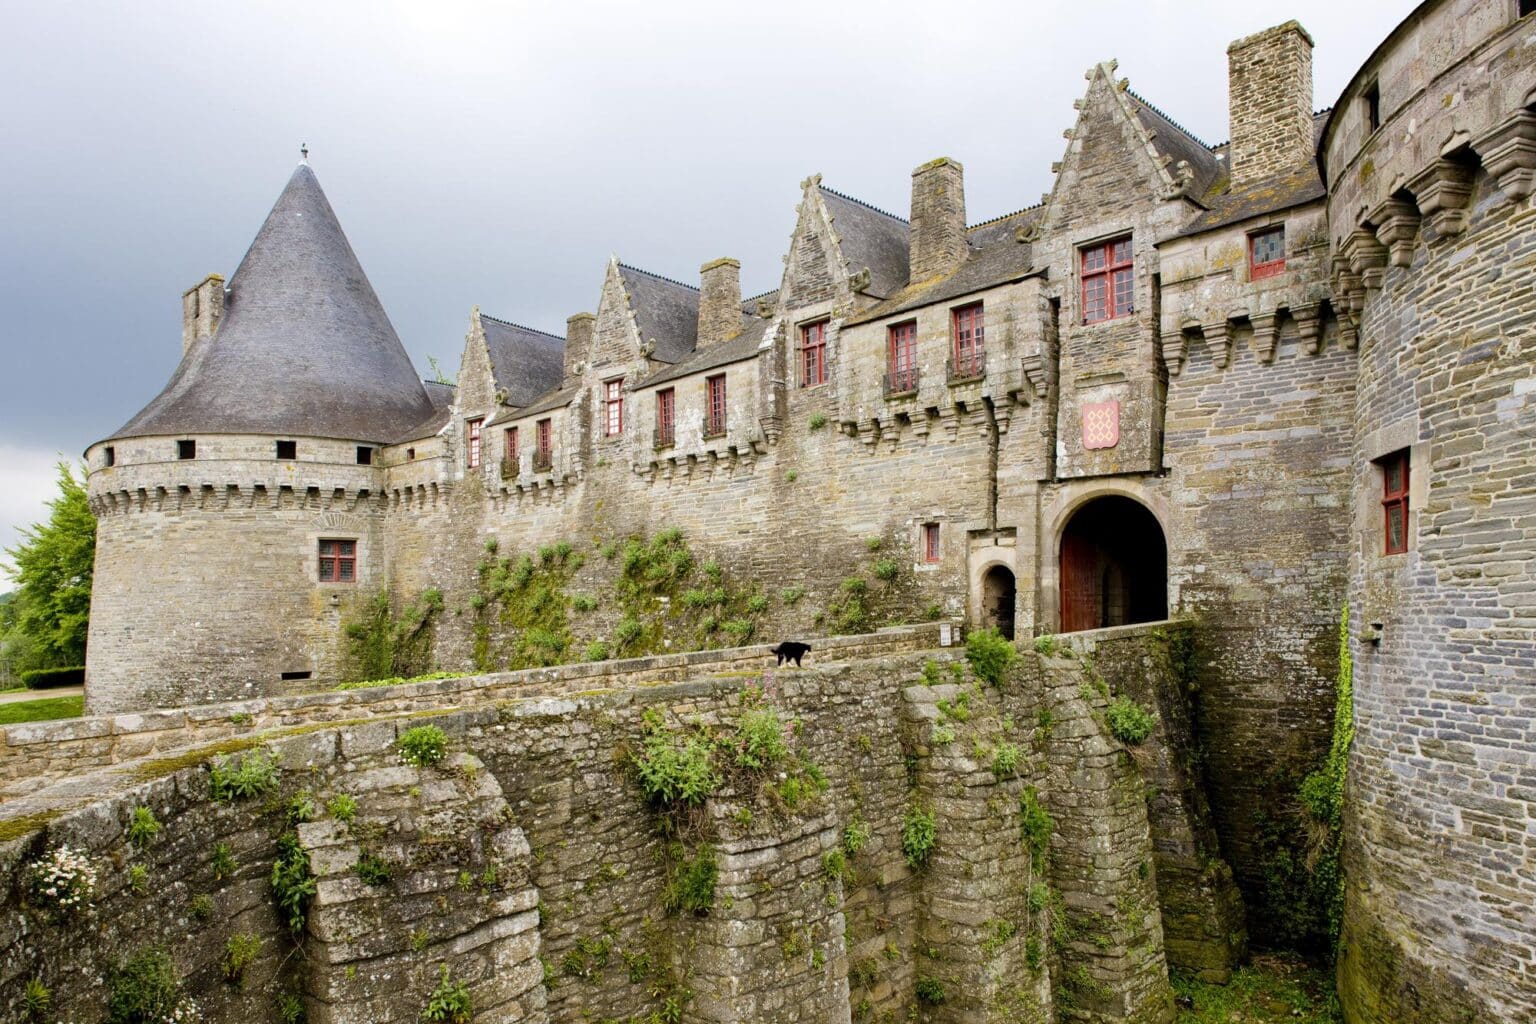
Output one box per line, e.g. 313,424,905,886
66,2,1536,1020
3,627,1230,1024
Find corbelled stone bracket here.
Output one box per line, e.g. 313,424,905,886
1160,329,1190,376
1407,156,1477,237
1251,311,1281,364
1345,228,1389,291
1020,353,1050,396
1291,302,1323,356
1475,110,1536,201
1202,319,1234,369
1369,197,1421,267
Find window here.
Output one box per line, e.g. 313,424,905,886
280,670,312,681
406,447,416,461
535,418,553,470
1363,81,1381,133
922,523,941,564
800,320,828,387
952,303,985,379
104,446,115,468
318,539,357,583
276,440,297,460
1380,450,1410,555
1250,227,1286,280
177,439,196,460
605,378,624,435
1523,0,1536,18
355,446,373,466
705,374,727,437
656,388,676,447
1081,237,1133,324
505,426,518,464
466,417,483,469
887,321,918,394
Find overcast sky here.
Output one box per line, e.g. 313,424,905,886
0,0,1410,564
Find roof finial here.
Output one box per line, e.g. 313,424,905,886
300,143,309,164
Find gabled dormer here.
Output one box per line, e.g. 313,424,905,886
776,175,911,318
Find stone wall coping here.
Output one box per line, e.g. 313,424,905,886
0,625,943,797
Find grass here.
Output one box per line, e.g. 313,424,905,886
0,695,84,725
1173,955,1341,1024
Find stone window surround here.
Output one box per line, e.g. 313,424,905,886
951,301,985,378
603,377,625,437
465,417,484,469
316,537,358,584
799,317,829,388
1248,224,1287,281
1076,229,1135,326
1357,417,1428,560
920,521,942,565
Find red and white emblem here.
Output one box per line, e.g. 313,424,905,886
1082,400,1120,450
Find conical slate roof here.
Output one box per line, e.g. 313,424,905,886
108,164,435,444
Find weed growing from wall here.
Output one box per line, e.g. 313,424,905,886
271,832,316,936
341,588,444,682
1297,606,1353,957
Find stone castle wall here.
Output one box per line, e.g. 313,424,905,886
2,626,1226,1024
1322,3,1536,1020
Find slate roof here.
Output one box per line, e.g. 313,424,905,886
109,164,436,445
1173,166,1326,237
394,380,457,443
1127,91,1225,204
508,383,582,419
820,187,911,298
639,319,770,389
481,315,565,407
108,164,435,444
617,264,699,364
844,207,1041,326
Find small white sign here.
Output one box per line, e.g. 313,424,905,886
939,624,953,647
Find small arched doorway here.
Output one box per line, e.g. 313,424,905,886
1059,496,1167,632
981,565,1017,639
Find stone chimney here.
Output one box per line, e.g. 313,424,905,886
909,157,967,282
1227,21,1315,189
565,313,595,380
181,273,225,355
697,258,742,348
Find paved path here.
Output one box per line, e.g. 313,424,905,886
0,686,83,705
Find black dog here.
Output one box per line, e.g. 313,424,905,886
770,641,811,667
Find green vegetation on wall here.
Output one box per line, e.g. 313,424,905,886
341,588,444,682
1297,606,1353,956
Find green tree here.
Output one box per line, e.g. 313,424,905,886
3,462,96,671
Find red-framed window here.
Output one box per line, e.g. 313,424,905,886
318,539,356,583
800,320,828,387
705,374,727,436
466,417,484,468
604,378,624,435
505,426,518,464
922,523,941,564
952,303,985,378
1081,236,1133,324
535,418,553,468
1250,227,1286,280
888,321,918,393
1381,450,1410,554
656,388,676,446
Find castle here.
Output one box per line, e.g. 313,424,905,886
74,2,1536,1020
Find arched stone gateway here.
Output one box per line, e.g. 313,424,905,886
981,565,1017,639
1058,495,1166,633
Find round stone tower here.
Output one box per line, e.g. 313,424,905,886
84,163,438,714
1321,1,1536,1019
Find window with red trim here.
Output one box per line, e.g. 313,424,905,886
318,539,356,583
535,418,553,469
952,303,985,378
1250,227,1286,280
604,378,624,435
800,320,828,387
887,321,917,393
705,374,727,437
1380,450,1410,554
505,426,518,464
1081,236,1133,324
656,388,675,447
466,417,483,469
922,523,941,564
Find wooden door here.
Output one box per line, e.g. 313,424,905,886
1060,532,1101,633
